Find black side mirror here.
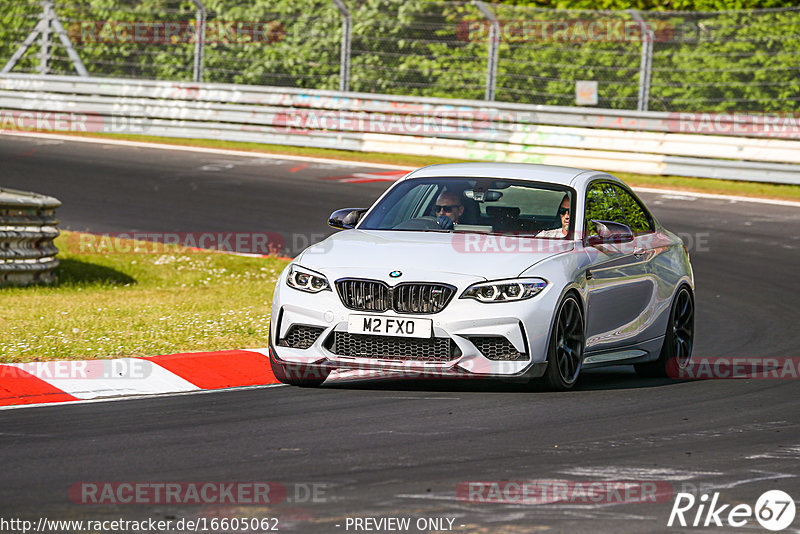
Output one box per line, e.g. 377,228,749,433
328,208,367,230
586,220,634,246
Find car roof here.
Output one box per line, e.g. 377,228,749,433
404,162,606,188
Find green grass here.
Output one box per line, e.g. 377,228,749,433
49,131,800,202
0,232,290,363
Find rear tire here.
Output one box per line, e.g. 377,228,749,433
635,286,694,378
542,294,585,391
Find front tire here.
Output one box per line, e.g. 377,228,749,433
635,286,694,378
269,352,330,387
542,294,585,391
268,328,330,387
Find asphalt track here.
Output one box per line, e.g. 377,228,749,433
2,134,800,533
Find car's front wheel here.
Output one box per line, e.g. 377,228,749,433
542,294,585,391
635,285,694,378
268,329,330,387
269,353,330,387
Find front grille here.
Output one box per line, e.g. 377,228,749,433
281,325,325,349
335,279,390,312
469,336,526,361
328,332,460,362
392,283,455,314
336,279,455,314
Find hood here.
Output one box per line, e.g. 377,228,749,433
296,230,574,282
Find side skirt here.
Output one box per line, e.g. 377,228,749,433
581,336,665,370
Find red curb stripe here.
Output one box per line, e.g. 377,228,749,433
0,365,80,406
143,350,278,389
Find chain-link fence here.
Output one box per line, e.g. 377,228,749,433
1,0,798,113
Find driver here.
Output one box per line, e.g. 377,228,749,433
536,194,570,238
434,191,464,230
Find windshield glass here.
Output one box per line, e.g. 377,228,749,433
359,177,574,238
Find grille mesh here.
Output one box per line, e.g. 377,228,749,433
330,332,459,362
469,336,526,361
392,283,455,314
336,279,390,312
336,279,455,314
281,325,325,349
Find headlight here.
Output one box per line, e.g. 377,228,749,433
460,278,547,303
286,264,331,293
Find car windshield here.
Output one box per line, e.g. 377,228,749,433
358,177,573,237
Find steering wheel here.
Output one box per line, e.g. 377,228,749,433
393,216,442,230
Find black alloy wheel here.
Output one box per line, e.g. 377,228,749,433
543,294,585,391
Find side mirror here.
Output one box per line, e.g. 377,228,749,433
328,208,367,230
586,220,634,246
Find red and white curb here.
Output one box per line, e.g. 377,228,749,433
0,348,279,409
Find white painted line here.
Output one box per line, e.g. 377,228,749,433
9,358,200,400
633,186,800,208
3,131,798,207
0,131,411,170
560,466,724,481
0,382,286,411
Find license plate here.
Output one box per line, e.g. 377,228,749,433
347,314,432,338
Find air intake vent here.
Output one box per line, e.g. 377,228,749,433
329,332,460,362
468,336,526,361
281,325,325,349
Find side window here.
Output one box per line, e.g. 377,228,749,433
584,182,626,237
381,184,437,227
611,184,654,234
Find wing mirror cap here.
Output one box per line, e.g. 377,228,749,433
586,220,634,246
328,208,368,230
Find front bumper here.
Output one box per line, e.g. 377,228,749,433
270,271,560,380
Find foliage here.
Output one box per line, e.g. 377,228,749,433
584,181,651,235
0,0,797,111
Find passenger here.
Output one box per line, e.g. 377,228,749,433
536,194,570,238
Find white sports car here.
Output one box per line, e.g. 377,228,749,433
269,163,694,390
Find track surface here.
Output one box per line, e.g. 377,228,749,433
2,134,800,533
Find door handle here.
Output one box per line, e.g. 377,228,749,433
585,269,593,280
633,247,646,257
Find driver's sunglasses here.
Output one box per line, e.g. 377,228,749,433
557,206,571,216
435,204,460,213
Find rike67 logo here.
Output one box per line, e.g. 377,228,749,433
668,490,796,531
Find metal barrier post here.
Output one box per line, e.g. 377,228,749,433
629,9,653,112
191,0,207,82
474,1,499,101
38,0,54,75
2,0,88,76
331,0,352,92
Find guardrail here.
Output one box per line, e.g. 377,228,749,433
1,74,799,184
0,187,60,286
